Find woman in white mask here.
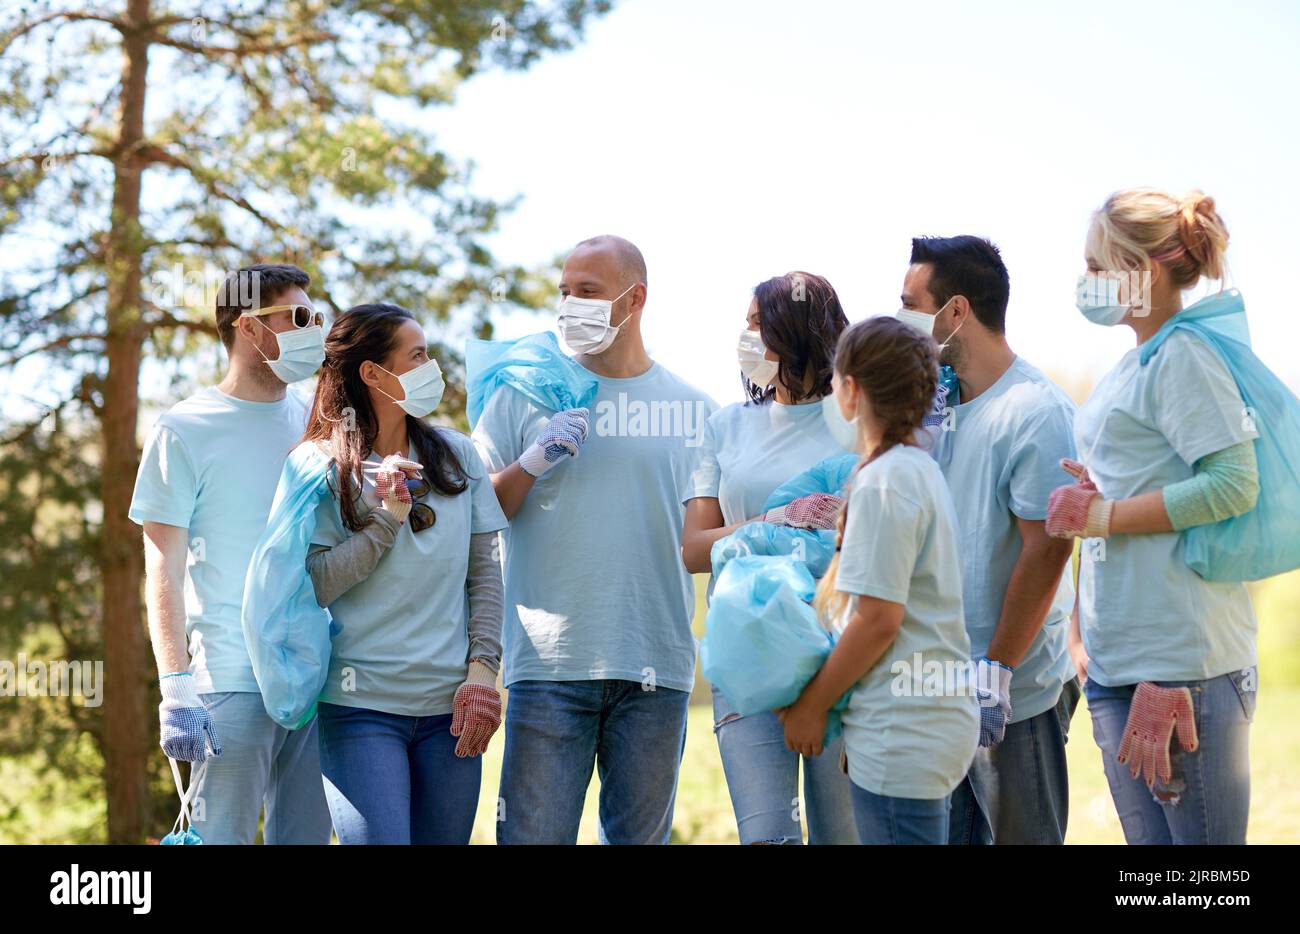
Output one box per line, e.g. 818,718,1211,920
681,271,858,844
294,303,508,844
1048,189,1260,844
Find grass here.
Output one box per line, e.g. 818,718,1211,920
467,685,1300,845
466,570,1300,844
5,570,1298,843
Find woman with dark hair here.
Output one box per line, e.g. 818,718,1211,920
298,303,508,845
680,271,857,844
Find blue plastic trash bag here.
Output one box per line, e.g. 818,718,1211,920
700,555,849,742
706,452,853,582
242,442,335,729
159,758,206,845
1139,289,1300,581
465,331,600,428
710,522,838,580
762,453,856,512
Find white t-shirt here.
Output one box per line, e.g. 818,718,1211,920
833,444,979,800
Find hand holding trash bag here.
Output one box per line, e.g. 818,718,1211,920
764,492,845,530
701,555,850,745
519,407,590,478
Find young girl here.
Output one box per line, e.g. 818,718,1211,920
1052,189,1258,844
681,271,855,845
780,315,979,845
300,303,508,844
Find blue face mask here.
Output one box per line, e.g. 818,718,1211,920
1076,274,1130,327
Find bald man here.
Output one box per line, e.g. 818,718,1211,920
472,235,718,844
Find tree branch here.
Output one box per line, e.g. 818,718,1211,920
0,10,124,57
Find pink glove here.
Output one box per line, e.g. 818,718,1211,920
1117,682,1199,788
374,453,419,524
764,493,845,530
1046,482,1113,539
450,661,501,758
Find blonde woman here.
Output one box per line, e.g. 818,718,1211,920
1049,189,1259,844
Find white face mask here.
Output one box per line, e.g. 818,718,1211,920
896,297,963,350
245,316,325,383
737,328,779,390
372,357,445,418
557,283,637,355
1075,274,1132,326
822,393,858,451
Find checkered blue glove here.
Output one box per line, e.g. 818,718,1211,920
922,381,951,429
975,657,1014,748
519,407,590,478
159,672,222,762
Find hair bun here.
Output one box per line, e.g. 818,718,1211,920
1176,189,1228,280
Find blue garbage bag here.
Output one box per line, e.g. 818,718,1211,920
704,452,854,581
1139,289,1300,581
700,555,850,742
242,442,335,729
762,453,856,513
710,523,838,580
159,758,206,845
465,331,600,428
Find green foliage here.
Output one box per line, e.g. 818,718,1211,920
0,0,612,841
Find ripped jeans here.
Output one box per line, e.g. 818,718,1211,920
711,684,858,844
1085,667,1256,845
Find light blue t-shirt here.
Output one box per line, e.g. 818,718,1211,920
129,385,308,693
932,356,1078,722
833,444,979,799
472,362,717,693
687,398,853,524
309,430,508,717
1075,329,1258,686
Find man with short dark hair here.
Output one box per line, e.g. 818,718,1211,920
901,236,1080,845
130,263,332,844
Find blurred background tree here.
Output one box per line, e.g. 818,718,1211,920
0,0,610,843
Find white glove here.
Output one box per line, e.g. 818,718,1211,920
519,408,590,478
975,657,1014,747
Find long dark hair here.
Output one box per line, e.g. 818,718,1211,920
813,316,939,623
302,303,468,532
746,271,849,404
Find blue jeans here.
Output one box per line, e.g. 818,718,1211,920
497,679,689,845
317,703,481,845
949,677,1080,845
1085,667,1255,845
850,781,951,844
191,691,332,845
711,684,857,844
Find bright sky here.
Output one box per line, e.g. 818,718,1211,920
436,0,1300,407
4,0,1298,426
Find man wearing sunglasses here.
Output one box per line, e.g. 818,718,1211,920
129,263,333,844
